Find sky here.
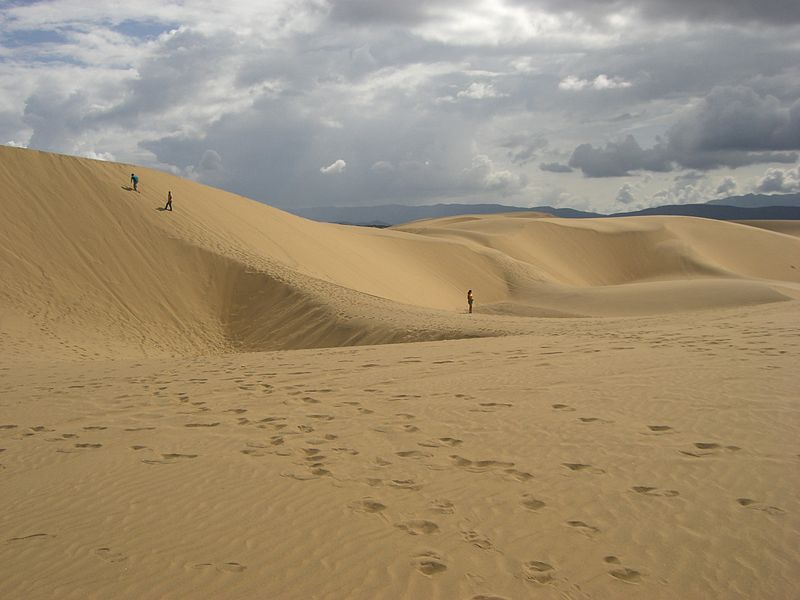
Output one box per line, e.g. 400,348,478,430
1,0,799,213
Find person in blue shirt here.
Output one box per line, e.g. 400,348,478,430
131,173,139,192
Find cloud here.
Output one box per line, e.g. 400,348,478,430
457,82,506,100
539,162,572,173
715,176,737,196
615,183,636,204
321,158,347,174
568,87,800,176
1,0,799,212
502,136,548,166
569,135,672,177
81,150,115,161
511,0,800,27
650,171,716,205
755,164,800,193
558,74,632,91
462,153,526,193
198,149,223,172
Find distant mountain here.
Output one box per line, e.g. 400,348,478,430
611,204,800,220
290,203,599,226
706,193,800,208
290,200,800,226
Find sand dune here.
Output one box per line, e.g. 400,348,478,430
1,146,799,361
0,147,798,599
737,220,800,237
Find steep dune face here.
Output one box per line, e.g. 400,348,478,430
1,146,799,360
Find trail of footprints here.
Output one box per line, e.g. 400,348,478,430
1,360,788,590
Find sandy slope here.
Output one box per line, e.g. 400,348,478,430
0,147,799,599
1,146,799,361
737,220,800,237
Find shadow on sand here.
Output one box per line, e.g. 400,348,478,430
121,185,135,191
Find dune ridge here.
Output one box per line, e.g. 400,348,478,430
2,146,799,361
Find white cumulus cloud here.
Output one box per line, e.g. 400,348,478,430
559,74,633,91
320,159,347,174
755,164,800,193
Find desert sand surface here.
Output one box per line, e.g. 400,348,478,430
737,220,800,238
1,146,799,599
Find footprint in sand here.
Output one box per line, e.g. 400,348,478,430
605,556,643,584
396,450,432,459
632,486,680,497
184,422,220,428
451,455,515,471
75,443,103,449
646,425,673,434
609,568,643,584
563,463,605,474
471,596,509,600
332,447,359,455
0,424,19,430
31,425,54,432
521,494,546,511
193,562,247,573
461,529,493,550
240,448,268,457
388,478,422,491
551,404,574,411
419,437,462,448
142,453,198,465
83,426,108,431
396,520,440,535
566,520,600,535
429,499,456,515
578,417,612,424
680,442,742,458
411,551,447,575
504,468,534,482
7,532,54,542
736,498,785,515
523,560,555,584
95,547,127,563
349,498,387,514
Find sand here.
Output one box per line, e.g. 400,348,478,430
0,146,798,599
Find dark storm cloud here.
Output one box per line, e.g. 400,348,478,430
511,0,800,26
670,86,800,153
327,0,470,25
567,87,800,177
327,0,800,27
568,136,672,177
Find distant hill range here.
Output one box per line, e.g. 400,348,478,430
290,193,800,226
706,192,800,208
290,203,597,227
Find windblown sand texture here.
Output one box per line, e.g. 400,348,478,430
1,146,798,599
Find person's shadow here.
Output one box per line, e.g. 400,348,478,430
121,185,134,191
